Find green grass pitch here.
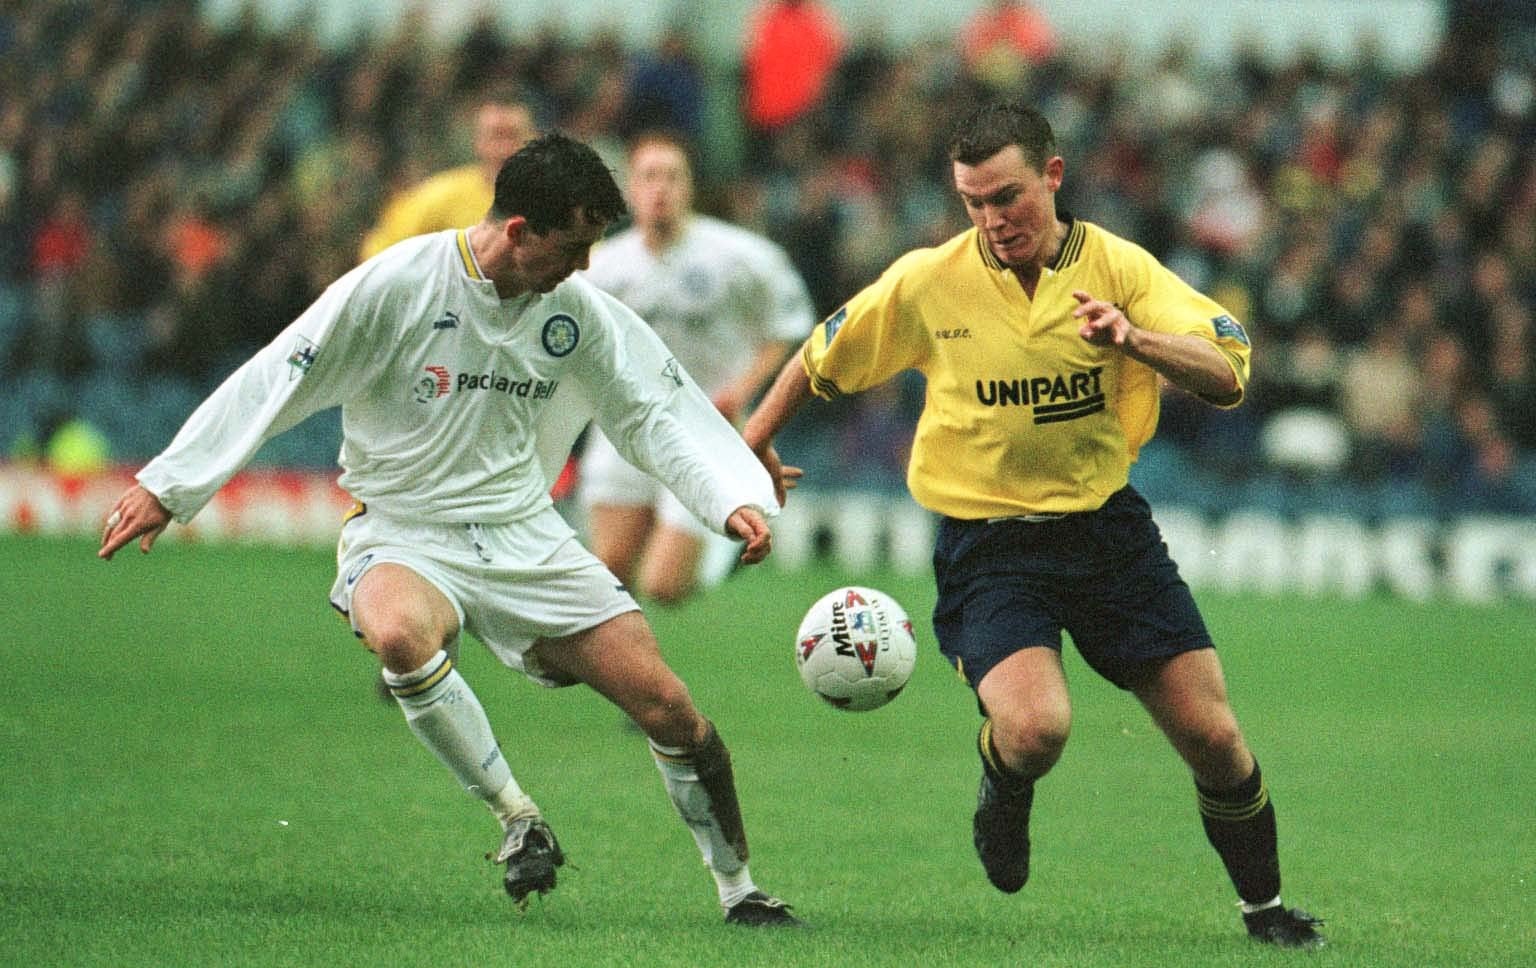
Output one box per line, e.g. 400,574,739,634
2,533,1532,966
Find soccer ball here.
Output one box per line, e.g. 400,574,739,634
794,586,917,711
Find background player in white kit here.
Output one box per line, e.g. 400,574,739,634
578,132,815,604
97,133,802,926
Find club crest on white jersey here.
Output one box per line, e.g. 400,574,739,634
541,314,580,356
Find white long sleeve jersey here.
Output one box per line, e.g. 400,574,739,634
581,215,814,394
137,229,777,532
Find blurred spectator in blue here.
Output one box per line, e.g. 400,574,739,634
832,379,915,493
623,23,706,144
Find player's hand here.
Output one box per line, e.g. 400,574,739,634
726,506,772,565
1072,290,1135,348
99,485,172,561
752,442,801,507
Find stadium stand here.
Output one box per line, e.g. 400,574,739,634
1,0,1533,523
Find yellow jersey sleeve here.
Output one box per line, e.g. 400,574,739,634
801,250,932,399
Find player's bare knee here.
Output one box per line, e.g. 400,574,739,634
991,712,1070,772
362,617,451,674
1179,721,1249,780
642,575,695,607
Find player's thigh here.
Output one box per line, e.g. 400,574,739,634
638,524,706,603
352,562,461,672
1129,648,1251,786
530,610,705,747
585,503,657,579
976,646,1073,760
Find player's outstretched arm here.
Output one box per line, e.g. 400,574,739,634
99,485,172,560
742,351,814,506
726,506,773,565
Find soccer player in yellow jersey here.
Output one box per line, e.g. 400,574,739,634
744,99,1325,948
358,96,537,260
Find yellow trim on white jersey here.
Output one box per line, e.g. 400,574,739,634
456,229,484,281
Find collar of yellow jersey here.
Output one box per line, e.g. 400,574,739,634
974,214,1084,273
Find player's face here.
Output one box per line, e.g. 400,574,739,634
627,141,693,233
513,211,606,293
953,145,1064,270
474,104,535,168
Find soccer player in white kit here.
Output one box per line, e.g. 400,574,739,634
578,132,815,604
98,134,801,926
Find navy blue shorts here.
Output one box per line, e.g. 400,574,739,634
931,486,1212,692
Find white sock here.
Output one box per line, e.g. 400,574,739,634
650,739,758,906
1239,896,1284,914
384,651,529,822
488,781,539,831
713,868,757,908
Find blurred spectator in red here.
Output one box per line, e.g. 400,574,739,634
31,188,90,278
164,198,228,283
27,187,91,372
1296,99,1344,185
959,0,1058,89
742,0,844,134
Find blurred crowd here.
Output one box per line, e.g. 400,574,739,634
2,0,1534,518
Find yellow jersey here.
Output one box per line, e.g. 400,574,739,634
358,165,492,260
801,218,1250,518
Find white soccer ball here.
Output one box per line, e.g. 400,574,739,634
794,586,917,712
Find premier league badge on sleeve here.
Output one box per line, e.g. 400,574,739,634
823,306,847,346
541,314,580,357
287,335,320,380
1211,314,1250,346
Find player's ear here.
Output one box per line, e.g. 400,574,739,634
503,215,528,245
1044,156,1065,191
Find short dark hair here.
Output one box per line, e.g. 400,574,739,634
490,132,627,232
947,100,1057,170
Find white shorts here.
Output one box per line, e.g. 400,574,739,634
576,429,713,538
329,503,640,687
